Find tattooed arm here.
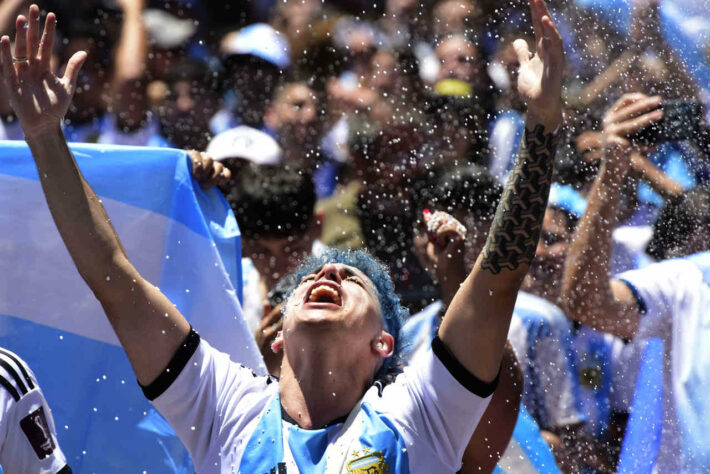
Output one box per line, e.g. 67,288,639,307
438,0,564,383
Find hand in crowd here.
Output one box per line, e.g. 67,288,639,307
601,93,664,175
419,209,468,306
187,150,232,190
513,0,564,131
0,5,85,137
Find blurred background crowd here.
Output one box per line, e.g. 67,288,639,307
1,0,708,472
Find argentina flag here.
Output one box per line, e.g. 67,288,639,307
0,141,265,472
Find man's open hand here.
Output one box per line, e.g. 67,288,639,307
0,5,86,137
514,0,565,131
602,93,663,174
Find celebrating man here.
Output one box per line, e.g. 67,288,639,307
0,1,563,471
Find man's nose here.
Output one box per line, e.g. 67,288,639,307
317,264,342,283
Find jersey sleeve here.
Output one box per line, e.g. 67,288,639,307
141,328,269,470
615,258,697,338
0,349,70,474
378,335,497,472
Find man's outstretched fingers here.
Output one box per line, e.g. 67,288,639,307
13,16,28,61
608,93,646,115
39,12,55,70
542,15,562,45
27,5,41,62
613,96,661,124
615,109,664,137
62,50,87,90
0,36,18,89
530,0,545,42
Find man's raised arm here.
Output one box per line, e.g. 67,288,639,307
560,93,664,339
438,0,564,383
0,6,190,385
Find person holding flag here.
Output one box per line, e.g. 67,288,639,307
0,0,564,471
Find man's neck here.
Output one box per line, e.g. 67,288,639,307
279,337,372,430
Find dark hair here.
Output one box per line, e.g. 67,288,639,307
647,187,710,260
163,57,223,92
288,248,410,378
416,163,503,220
223,164,316,240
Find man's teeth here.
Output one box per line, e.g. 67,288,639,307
308,285,341,305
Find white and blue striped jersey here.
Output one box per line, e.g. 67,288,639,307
572,325,629,441
401,292,585,432
0,348,70,474
616,251,710,473
142,329,496,473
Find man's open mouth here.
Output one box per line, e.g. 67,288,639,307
305,282,343,306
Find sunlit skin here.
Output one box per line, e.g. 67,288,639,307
273,263,395,429
3,0,566,456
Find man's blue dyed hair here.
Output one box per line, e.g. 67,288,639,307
288,247,409,375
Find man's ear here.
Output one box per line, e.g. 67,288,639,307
373,331,395,358
271,331,284,354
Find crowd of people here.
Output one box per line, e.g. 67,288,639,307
0,0,709,472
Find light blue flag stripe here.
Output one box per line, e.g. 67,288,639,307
495,406,561,474
618,338,664,474
0,142,264,472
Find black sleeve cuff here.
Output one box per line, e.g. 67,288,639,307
431,335,500,398
56,465,72,474
140,327,201,401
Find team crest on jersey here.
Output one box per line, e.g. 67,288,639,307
579,365,603,390
346,448,390,474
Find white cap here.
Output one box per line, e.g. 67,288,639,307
206,126,283,165
142,10,197,49
220,23,290,69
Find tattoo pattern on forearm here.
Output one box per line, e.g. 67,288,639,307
480,124,559,274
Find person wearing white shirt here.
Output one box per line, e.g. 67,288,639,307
0,348,70,474
562,92,710,473
4,1,565,470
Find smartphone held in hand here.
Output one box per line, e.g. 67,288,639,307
629,100,704,144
